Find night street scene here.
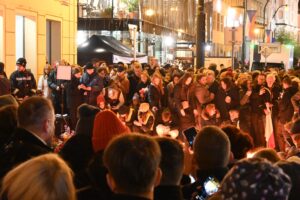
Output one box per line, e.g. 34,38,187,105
1,0,300,199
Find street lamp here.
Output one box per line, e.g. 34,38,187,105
254,28,260,43
271,4,288,41
226,8,240,69
263,0,271,42
272,4,288,20
230,1,247,68
196,0,205,68
263,1,288,42
145,9,155,17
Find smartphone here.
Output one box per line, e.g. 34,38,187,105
183,127,197,147
194,177,220,200
203,177,220,196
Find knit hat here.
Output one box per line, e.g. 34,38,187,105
92,110,129,152
75,104,100,136
16,57,27,67
117,65,125,72
220,158,292,200
78,103,99,118
85,62,94,70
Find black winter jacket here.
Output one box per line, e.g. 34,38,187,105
10,70,36,98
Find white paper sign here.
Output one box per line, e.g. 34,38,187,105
57,65,72,80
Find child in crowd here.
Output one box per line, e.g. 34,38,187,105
133,103,155,134
96,94,107,112
201,103,221,127
155,108,179,139
117,105,137,130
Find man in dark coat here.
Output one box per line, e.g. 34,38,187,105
127,61,142,103
206,70,219,103
80,63,103,106
215,78,240,122
0,97,54,180
47,63,67,114
10,57,37,100
277,76,298,151
249,73,267,147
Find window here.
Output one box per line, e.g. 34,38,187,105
0,11,3,62
217,13,220,31
46,20,61,65
15,15,25,58
220,15,224,32
15,15,37,75
213,12,217,31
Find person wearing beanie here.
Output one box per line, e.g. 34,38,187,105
218,158,291,200
92,110,130,153
60,103,99,177
9,57,37,100
182,126,230,200
80,62,103,106
75,103,100,136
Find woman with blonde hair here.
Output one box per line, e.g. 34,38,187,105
37,63,52,98
148,72,164,113
136,70,150,102
0,153,76,200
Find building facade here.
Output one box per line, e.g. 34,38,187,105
77,0,298,66
77,0,196,64
0,0,77,78
205,0,299,64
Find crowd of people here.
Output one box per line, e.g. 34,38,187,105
0,57,300,199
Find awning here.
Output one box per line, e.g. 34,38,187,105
77,35,147,64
